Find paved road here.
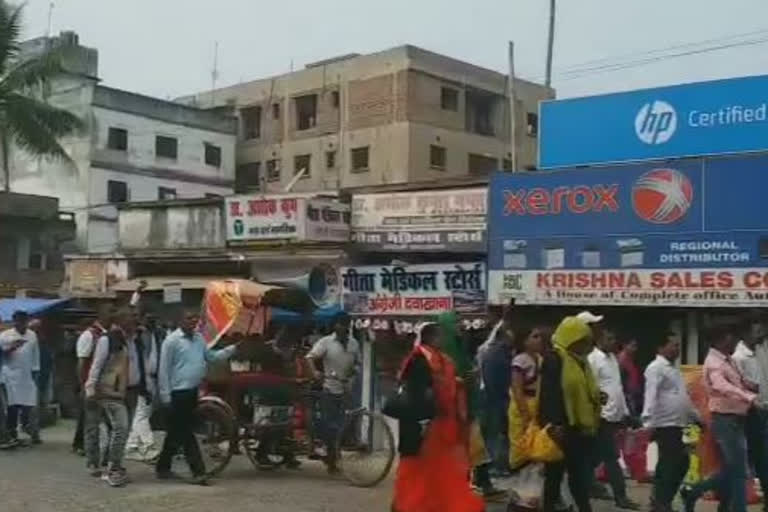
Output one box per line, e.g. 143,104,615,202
0,421,749,511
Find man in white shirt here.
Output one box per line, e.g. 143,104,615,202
0,311,40,446
732,319,768,508
73,315,108,453
588,326,640,510
642,332,698,512
306,313,360,474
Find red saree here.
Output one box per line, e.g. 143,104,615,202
392,345,484,512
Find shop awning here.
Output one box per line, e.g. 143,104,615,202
0,298,71,322
270,304,342,325
110,276,239,292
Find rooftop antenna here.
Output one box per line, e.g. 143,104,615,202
210,41,219,107
46,2,54,38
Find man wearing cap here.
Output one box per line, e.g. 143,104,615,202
0,311,40,446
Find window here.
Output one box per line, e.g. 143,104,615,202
326,150,337,169
331,90,340,108
155,135,178,159
295,94,317,131
294,154,311,178
28,252,45,270
107,127,128,151
107,180,128,203
502,158,513,171
351,146,370,172
430,145,446,170
241,106,262,140
465,89,497,136
272,103,281,120
236,162,261,192
158,187,177,200
205,193,222,198
204,143,222,167
468,153,499,176
441,87,459,111
527,112,539,136
266,159,281,182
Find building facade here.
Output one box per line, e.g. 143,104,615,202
177,45,553,194
0,192,75,297
6,32,238,254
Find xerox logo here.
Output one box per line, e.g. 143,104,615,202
635,100,677,145
632,169,693,224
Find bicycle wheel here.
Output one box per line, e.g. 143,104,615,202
193,401,235,477
337,409,395,487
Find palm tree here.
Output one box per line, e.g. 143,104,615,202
0,1,84,192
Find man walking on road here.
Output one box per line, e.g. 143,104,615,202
306,313,360,474
0,311,40,446
732,319,768,511
156,311,238,484
642,332,698,512
683,325,760,512
588,326,641,510
73,312,109,454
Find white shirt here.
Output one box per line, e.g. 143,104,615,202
642,355,697,428
588,348,629,422
307,332,360,395
76,329,96,359
733,341,768,406
0,328,40,406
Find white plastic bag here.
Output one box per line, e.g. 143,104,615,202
506,463,575,511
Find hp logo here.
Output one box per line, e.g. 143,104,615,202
635,100,677,144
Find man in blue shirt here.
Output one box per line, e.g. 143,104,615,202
156,311,238,484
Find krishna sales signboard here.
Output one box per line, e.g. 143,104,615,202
487,154,768,307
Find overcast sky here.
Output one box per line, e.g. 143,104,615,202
20,0,768,100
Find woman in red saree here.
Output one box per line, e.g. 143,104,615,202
392,323,484,512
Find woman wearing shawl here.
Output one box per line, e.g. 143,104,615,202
438,312,504,498
391,322,484,512
539,316,601,512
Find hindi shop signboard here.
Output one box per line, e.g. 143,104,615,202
341,262,486,316
226,195,350,243
487,155,768,307
350,187,487,252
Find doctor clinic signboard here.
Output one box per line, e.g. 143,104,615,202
487,155,768,307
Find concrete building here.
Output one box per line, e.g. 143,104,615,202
0,192,75,297
177,45,553,194
6,32,238,254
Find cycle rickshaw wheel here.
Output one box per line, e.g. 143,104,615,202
337,409,395,487
193,400,235,477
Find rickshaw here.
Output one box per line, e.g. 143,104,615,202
190,279,395,487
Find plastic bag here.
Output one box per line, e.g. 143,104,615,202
507,463,546,509
530,425,564,463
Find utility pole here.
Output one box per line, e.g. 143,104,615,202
545,0,556,88
507,41,518,172
46,2,54,38
210,41,219,107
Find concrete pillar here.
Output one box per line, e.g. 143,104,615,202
686,310,699,365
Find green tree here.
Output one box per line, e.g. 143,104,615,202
0,1,84,192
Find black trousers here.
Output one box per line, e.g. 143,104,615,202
6,405,32,439
746,408,768,510
652,427,689,508
156,389,205,476
544,431,594,512
73,405,85,450
593,420,627,501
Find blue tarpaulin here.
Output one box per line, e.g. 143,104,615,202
270,305,342,325
0,298,71,322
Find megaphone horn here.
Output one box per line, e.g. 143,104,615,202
267,264,340,308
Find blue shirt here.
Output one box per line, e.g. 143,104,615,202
158,328,236,403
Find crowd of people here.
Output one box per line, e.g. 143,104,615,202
389,309,768,512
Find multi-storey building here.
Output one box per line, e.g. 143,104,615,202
177,45,553,194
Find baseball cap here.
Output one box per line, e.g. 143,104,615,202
576,311,604,324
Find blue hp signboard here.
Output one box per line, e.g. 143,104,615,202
539,74,768,168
